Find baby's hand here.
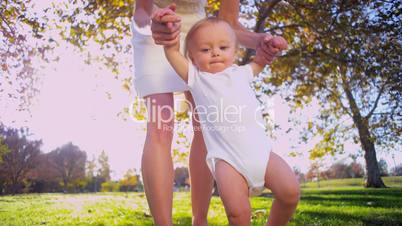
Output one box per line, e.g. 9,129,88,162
266,36,288,54
255,35,288,65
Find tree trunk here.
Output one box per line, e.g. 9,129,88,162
361,131,386,188
63,178,68,193
341,75,386,188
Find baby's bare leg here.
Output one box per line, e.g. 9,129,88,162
264,152,300,226
215,160,251,226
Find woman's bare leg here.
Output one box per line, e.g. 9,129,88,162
215,160,251,226
264,152,300,226
141,93,175,226
185,92,214,226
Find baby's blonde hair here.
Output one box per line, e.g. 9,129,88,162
184,17,237,58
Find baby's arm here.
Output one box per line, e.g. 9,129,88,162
249,61,265,76
152,6,189,82
250,36,288,76
164,42,189,82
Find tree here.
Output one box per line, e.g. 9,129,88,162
85,155,98,192
239,1,401,188
306,160,325,187
0,136,10,194
119,168,138,192
327,162,350,179
1,0,133,110
100,181,119,192
48,142,87,192
349,162,365,178
174,167,189,188
0,137,10,164
0,0,56,109
0,125,41,194
50,0,135,75
97,150,111,183
25,153,61,193
293,167,306,184
391,164,402,176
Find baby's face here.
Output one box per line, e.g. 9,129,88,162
189,22,236,74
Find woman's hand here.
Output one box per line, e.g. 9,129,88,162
151,3,182,46
255,35,288,65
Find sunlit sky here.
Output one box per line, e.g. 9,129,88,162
0,1,400,180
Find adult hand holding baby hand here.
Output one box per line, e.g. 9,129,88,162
151,3,181,46
255,35,288,65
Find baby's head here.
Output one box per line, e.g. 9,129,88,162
185,17,237,74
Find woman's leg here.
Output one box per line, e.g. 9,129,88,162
264,152,300,226
185,92,214,226
215,160,251,226
141,93,175,226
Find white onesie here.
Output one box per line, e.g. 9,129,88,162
187,63,271,196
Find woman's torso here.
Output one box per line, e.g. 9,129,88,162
154,0,206,14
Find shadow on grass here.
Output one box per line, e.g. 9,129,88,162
300,195,401,208
297,210,402,226
300,188,402,208
302,188,402,197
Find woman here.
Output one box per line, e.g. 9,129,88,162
132,1,283,225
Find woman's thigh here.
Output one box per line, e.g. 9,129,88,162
184,91,201,128
144,93,175,140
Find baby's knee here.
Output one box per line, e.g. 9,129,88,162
226,206,251,224
277,183,300,206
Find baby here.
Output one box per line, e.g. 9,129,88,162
162,17,298,226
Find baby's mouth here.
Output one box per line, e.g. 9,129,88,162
210,61,223,65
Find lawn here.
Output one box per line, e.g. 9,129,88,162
0,177,401,226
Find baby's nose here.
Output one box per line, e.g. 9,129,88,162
212,48,220,56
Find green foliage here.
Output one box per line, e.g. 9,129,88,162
239,1,400,187
101,181,120,192
119,169,139,192
97,150,111,182
52,0,134,75
54,0,134,48
265,1,401,155
0,137,11,164
0,0,55,109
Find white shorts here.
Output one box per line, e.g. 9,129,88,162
131,13,204,98
131,20,188,98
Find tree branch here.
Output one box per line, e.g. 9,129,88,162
365,79,389,120
321,85,353,118
0,12,16,36
339,67,363,122
265,23,302,33
255,0,282,33
242,0,282,64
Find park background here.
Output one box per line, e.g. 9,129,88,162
0,0,401,225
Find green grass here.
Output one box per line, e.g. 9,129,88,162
0,177,401,226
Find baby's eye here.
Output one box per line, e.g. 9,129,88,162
220,46,229,50
201,48,210,52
